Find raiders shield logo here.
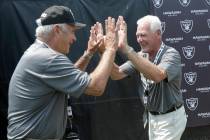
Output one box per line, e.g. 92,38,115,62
152,0,163,8
180,20,193,33
179,0,191,7
161,22,165,34
207,19,210,29
182,46,195,59
205,0,210,5
184,72,197,85
186,98,198,111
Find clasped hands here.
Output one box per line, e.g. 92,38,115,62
87,16,129,55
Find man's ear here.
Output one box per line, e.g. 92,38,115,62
53,25,61,34
156,29,161,36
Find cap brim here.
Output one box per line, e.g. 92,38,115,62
72,22,86,29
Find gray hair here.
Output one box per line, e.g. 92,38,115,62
35,24,69,38
137,15,162,34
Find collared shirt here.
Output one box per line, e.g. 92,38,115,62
7,40,91,139
120,44,183,113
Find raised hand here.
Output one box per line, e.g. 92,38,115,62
87,22,104,54
95,22,106,54
116,16,129,53
104,17,117,51
95,22,104,47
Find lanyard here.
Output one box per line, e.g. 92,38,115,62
143,43,165,100
143,43,166,126
153,42,165,65
145,42,165,85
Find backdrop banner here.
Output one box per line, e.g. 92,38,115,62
150,0,210,127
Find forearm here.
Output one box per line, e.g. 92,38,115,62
85,49,116,96
74,51,93,71
110,63,127,80
97,52,126,80
126,46,165,82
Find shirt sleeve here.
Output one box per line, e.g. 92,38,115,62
41,54,91,98
158,47,181,82
119,61,136,75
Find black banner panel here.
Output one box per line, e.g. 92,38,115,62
150,0,210,127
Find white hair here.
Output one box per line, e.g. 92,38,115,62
35,24,69,38
137,15,162,34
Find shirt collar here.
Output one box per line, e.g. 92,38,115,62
36,39,50,48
